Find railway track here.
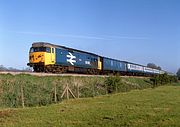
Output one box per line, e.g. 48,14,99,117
0,71,149,78
0,71,107,77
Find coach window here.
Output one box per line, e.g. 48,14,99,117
111,60,113,66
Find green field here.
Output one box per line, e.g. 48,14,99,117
1,85,180,127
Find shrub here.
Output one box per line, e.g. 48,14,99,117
105,76,122,93
151,73,178,88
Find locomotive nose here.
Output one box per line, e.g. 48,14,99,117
29,55,34,60
38,54,42,58
29,53,45,63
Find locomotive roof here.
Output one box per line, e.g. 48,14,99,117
32,42,100,57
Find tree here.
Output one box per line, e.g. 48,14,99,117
0,65,7,71
157,66,162,70
147,63,156,68
177,68,180,80
147,63,161,70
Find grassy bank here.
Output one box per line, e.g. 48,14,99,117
0,74,153,108
0,85,180,127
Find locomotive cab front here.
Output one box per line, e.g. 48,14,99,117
27,42,55,72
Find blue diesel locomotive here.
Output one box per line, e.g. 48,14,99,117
27,42,165,76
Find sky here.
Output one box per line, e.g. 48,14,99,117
0,0,179,73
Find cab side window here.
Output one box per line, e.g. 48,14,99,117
46,47,51,53
30,47,34,53
52,48,54,53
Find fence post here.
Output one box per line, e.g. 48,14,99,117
66,84,69,100
92,84,95,97
61,84,76,100
116,83,118,93
20,83,25,108
77,83,79,98
54,84,57,103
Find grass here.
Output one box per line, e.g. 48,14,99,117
0,74,154,107
0,85,180,127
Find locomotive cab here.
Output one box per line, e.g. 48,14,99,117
27,42,55,72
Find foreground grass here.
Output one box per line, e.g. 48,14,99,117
1,85,180,127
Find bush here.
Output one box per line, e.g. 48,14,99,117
105,76,122,93
150,73,178,88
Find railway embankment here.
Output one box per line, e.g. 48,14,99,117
0,73,178,108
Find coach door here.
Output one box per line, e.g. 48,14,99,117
98,57,102,70
51,47,55,64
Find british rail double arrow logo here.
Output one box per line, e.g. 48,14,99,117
67,52,76,65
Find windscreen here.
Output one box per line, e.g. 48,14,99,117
30,47,51,53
